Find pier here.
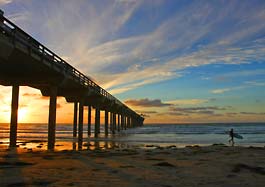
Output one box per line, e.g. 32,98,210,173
0,11,144,150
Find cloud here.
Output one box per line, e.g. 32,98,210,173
226,112,238,116
22,93,40,97
211,80,265,94
244,81,265,87
108,72,180,94
4,1,265,95
136,110,157,114
0,0,12,6
211,85,249,94
167,112,190,116
240,112,265,115
225,112,265,116
209,98,217,102
169,106,228,116
166,99,209,105
125,98,172,107
22,93,50,100
211,88,231,94
215,69,265,82
43,103,62,109
170,106,227,112
56,104,62,109
99,1,265,93
141,114,150,118
19,104,28,108
7,12,30,22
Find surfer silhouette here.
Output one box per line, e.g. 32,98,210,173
228,128,235,146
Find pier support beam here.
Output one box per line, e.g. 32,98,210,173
73,102,78,137
123,116,126,129
110,112,113,133
87,105,91,136
132,118,135,127
122,115,125,130
117,114,120,132
78,99,84,148
120,115,123,130
48,86,57,150
124,115,127,130
113,113,116,133
95,107,100,138
9,85,19,147
127,117,129,128
128,117,131,128
105,110,108,136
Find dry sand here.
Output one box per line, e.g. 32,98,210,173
0,144,265,187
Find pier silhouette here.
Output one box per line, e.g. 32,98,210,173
0,10,144,150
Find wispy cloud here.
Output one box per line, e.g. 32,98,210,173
244,81,265,87
240,112,265,115
166,99,209,105
94,1,265,93
43,103,62,109
211,80,265,94
169,106,228,116
211,85,250,94
22,92,51,100
136,110,157,114
7,12,30,22
125,98,172,107
211,88,232,94
22,93,41,98
170,106,227,112
215,69,265,82
0,0,12,6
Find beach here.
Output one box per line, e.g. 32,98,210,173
1,123,265,186
0,144,265,187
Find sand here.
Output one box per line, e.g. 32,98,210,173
0,144,265,187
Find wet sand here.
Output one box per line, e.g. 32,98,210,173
0,144,265,187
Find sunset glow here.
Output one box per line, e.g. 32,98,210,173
17,108,28,122
0,1,265,124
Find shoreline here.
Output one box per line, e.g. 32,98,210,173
1,138,265,153
1,144,265,187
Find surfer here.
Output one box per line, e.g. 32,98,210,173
228,128,235,146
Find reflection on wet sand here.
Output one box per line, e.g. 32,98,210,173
74,138,131,151
0,137,133,153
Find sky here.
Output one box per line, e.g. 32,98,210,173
0,0,265,124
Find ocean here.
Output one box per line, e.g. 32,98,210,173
0,123,265,150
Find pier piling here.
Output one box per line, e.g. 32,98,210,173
118,114,120,132
95,107,100,138
9,85,19,147
78,100,84,148
73,102,78,137
87,105,91,136
105,110,108,136
113,113,116,134
48,86,57,150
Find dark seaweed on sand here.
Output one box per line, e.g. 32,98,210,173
153,162,175,167
232,163,265,175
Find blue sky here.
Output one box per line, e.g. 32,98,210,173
0,0,264,123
